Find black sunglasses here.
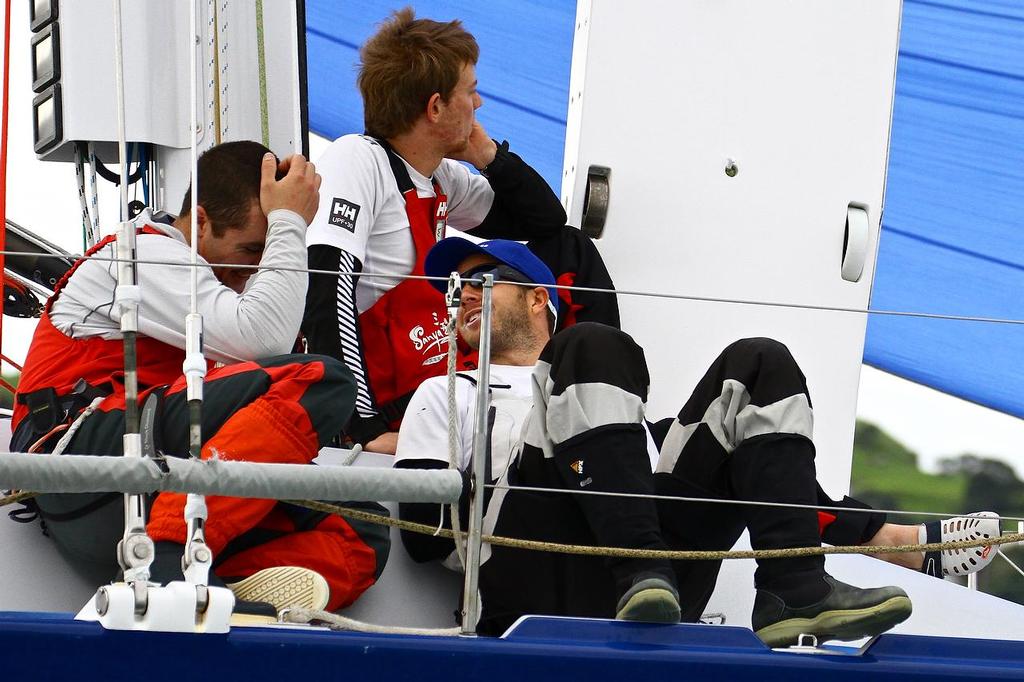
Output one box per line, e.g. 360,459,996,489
458,263,533,287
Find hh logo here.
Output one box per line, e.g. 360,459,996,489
329,198,360,233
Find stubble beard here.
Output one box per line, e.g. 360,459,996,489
486,301,539,360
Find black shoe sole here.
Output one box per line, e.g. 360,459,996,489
755,595,912,648
615,588,681,624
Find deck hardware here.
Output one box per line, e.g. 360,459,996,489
725,159,738,177
797,633,818,648
95,588,109,616
841,205,869,282
581,165,610,238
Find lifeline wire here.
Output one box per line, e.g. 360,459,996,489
0,489,1019,563
283,499,1024,563
2,249,1022,328
482,482,1024,524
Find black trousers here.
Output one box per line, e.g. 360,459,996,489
479,324,885,631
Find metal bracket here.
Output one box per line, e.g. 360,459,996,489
78,581,234,633
774,633,880,656
446,271,462,313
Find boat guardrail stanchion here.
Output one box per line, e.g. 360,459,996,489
79,0,232,632
460,273,494,635
110,0,154,609
180,0,213,594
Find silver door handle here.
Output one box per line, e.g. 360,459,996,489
842,205,869,283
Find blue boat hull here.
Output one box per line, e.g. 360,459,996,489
4,612,1023,681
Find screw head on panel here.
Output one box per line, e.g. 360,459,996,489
725,160,739,177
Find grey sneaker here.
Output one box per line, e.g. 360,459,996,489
615,576,681,624
753,575,911,647
227,566,330,613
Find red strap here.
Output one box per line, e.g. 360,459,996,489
817,511,837,536
45,224,163,314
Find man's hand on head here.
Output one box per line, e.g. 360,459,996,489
260,153,322,225
447,122,497,170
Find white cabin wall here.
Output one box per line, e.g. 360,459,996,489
562,0,902,494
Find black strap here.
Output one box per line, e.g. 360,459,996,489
140,387,167,463
85,144,147,187
8,501,41,524
18,379,111,435
371,137,416,195
921,520,942,578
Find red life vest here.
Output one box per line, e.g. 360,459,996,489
358,142,477,427
13,226,194,432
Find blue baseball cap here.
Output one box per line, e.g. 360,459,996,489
425,237,559,319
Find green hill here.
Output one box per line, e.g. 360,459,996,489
851,419,1024,605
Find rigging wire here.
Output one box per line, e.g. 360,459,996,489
3,248,1024,328
480,482,1024,524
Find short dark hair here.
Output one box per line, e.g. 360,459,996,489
178,141,280,237
358,7,479,139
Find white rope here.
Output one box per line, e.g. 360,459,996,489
281,607,460,636
340,443,363,467
73,149,97,249
4,249,1022,328
49,396,105,456
85,145,101,243
444,274,467,568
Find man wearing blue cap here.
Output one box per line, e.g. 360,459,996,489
395,236,998,643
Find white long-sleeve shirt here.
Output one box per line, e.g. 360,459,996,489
49,208,308,364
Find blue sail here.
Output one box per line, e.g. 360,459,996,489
305,0,1024,418
865,0,1024,417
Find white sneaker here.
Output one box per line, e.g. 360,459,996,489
921,512,1000,578
226,566,330,612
